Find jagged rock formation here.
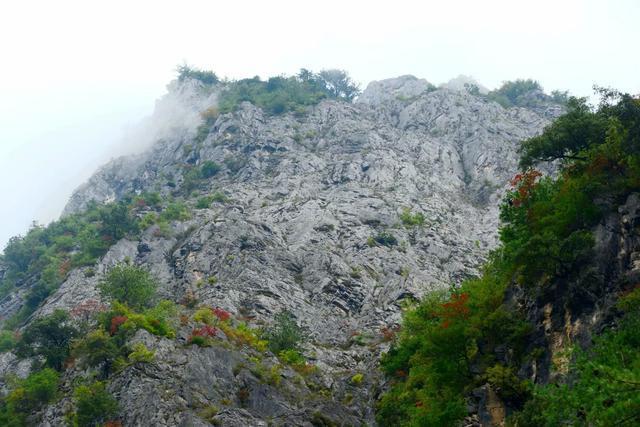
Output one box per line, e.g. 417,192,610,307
1,75,563,426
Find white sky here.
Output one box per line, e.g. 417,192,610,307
1,0,639,249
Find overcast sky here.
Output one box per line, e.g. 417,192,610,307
1,0,639,249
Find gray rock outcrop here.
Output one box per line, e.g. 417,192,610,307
2,75,563,426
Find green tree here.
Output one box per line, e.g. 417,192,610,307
73,381,119,427
1,368,59,425
264,310,304,354
99,264,157,310
15,310,78,370
318,69,360,101
519,97,607,168
0,330,16,352
72,329,120,377
200,160,221,178
98,201,138,242
487,79,543,108
176,64,219,85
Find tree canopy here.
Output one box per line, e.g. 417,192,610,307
99,264,157,310
216,68,360,115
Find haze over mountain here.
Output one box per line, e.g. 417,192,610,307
2,0,639,249
1,2,640,426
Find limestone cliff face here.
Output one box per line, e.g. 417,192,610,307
1,76,561,426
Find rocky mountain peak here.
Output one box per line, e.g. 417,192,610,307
0,73,566,426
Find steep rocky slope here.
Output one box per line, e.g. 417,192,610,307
0,75,562,426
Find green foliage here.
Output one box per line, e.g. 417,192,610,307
199,405,220,425
217,68,359,115
0,197,144,325
15,309,78,371
223,155,248,174
193,307,215,325
377,270,531,426
377,90,640,425
211,191,228,203
519,97,606,168
181,161,221,192
485,364,530,403
550,90,570,105
200,160,221,178
106,300,178,338
72,329,120,377
73,381,119,427
399,208,425,227
127,343,155,363
351,373,364,385
220,321,268,352
510,308,640,426
519,90,640,168
316,69,360,101
139,212,159,230
278,349,305,365
499,172,598,286
487,79,544,108
195,192,227,209
177,64,219,85
263,310,304,354
0,330,16,352
159,202,191,222
99,264,157,310
0,368,59,425
368,231,398,247
195,196,212,209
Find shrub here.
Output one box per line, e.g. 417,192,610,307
0,369,58,424
213,307,231,322
5,368,59,415
485,364,530,403
139,212,159,230
278,349,305,366
107,300,178,338
263,311,304,354
177,65,219,85
193,307,216,325
72,329,120,376
399,208,425,227
199,405,220,424
99,264,157,310
220,322,268,351
217,68,359,116
0,330,16,352
109,315,128,335
210,192,228,203
195,197,212,209
487,79,544,108
73,381,119,427
351,373,364,385
223,156,247,174
159,202,191,222
188,325,217,347
127,343,155,363
0,197,144,325
200,161,221,178
369,231,398,247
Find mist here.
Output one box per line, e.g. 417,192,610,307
1,0,639,249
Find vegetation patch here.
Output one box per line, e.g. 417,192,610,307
377,90,640,426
